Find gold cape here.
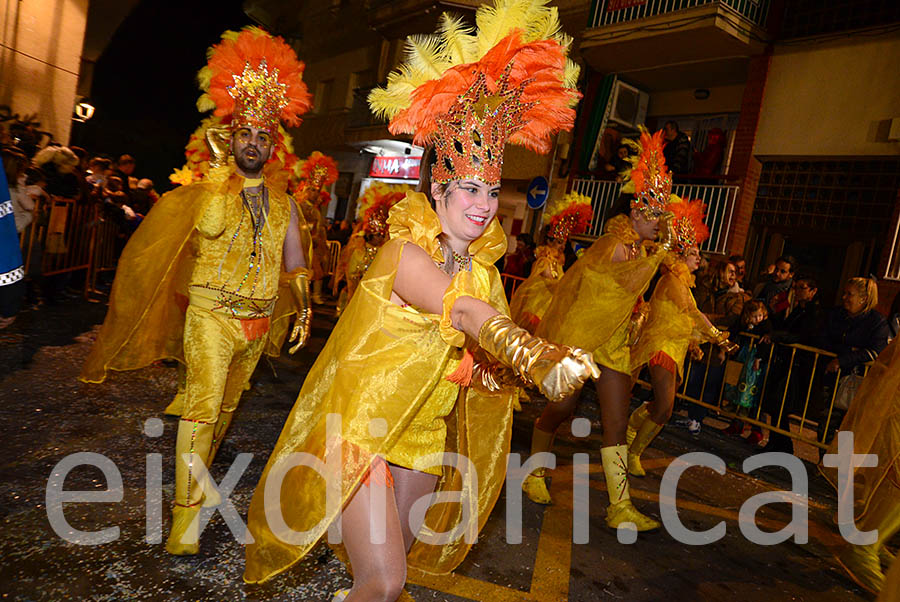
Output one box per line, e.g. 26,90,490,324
820,338,900,518
244,191,515,583
509,245,564,332
80,161,305,383
631,262,719,379
536,215,664,372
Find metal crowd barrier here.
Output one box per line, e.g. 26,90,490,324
325,240,341,276
636,331,870,450
18,197,126,298
501,273,526,298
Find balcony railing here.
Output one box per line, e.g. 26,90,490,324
570,178,739,255
589,0,771,29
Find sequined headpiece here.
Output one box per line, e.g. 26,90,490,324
368,0,581,187
668,197,710,255
296,151,339,195
622,128,672,217
544,192,592,241
197,27,311,135
357,182,409,236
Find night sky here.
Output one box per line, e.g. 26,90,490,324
77,0,253,190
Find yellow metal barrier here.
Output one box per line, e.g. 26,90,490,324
636,331,870,450
325,240,341,276
501,272,526,299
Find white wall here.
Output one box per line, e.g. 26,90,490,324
0,0,88,145
754,33,900,157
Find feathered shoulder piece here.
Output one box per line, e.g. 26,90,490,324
668,196,709,254
368,0,580,185
196,27,311,132
621,127,672,217
544,191,592,241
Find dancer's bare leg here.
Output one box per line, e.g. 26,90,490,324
389,464,439,552
595,368,632,445
534,389,579,433
647,364,676,424
341,479,407,602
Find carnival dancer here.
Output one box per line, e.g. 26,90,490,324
509,191,591,334
334,183,406,316
527,129,674,530
243,3,597,599
820,337,900,596
295,151,338,304
626,198,737,476
80,27,314,555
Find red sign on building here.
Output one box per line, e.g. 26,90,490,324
369,156,421,180
607,0,646,11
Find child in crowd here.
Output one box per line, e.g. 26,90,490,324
723,300,772,443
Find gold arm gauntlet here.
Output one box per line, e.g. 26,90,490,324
711,328,739,354
204,126,232,169
470,361,518,393
477,315,600,402
625,300,651,347
657,212,676,252
288,270,312,354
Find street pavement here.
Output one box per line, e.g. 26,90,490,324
0,294,886,601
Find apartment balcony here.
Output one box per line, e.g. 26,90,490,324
581,0,772,91
366,0,482,37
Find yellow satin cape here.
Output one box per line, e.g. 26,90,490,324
631,263,718,380
244,191,515,583
536,215,664,373
819,338,900,518
509,246,564,333
80,161,302,383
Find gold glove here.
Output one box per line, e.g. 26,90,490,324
656,211,676,252
205,126,231,168
711,328,739,354
625,300,650,347
478,315,600,402
288,270,312,354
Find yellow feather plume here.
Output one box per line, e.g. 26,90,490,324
439,13,477,65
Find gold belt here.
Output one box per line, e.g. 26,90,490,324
188,285,277,319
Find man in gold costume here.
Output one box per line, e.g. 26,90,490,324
80,27,314,555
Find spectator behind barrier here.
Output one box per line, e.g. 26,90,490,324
819,277,889,376
753,254,796,327
694,258,747,331
728,253,746,293
722,300,772,445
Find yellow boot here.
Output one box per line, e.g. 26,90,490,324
601,444,661,532
835,481,900,595
522,426,555,505
197,411,234,508
165,419,215,555
625,403,649,448
628,418,664,477
163,363,187,417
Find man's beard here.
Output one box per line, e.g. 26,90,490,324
235,147,266,174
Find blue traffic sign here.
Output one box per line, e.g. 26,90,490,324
526,176,549,210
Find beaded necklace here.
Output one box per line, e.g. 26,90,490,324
438,237,472,274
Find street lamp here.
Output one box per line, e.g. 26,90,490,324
73,100,95,122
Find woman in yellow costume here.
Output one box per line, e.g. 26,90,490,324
819,337,900,596
509,191,592,334
527,129,674,530
243,3,598,600
335,184,406,316
295,151,339,304
626,199,737,477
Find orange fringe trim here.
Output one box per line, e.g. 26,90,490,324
240,317,270,341
362,456,394,489
445,348,474,387
649,351,676,375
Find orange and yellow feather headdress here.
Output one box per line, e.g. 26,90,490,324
196,27,312,134
667,196,709,254
544,191,592,241
356,182,410,237
622,127,673,217
295,151,339,201
368,0,580,186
